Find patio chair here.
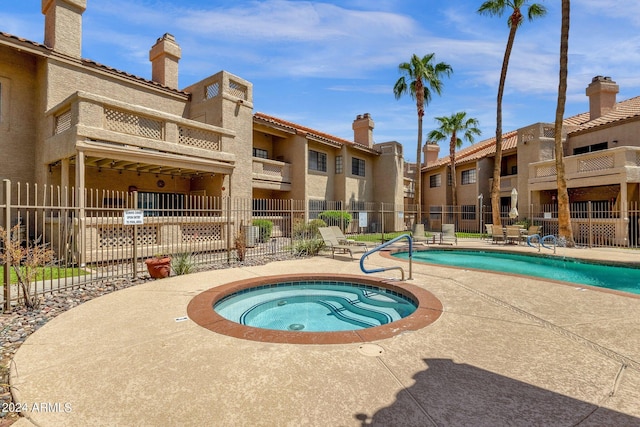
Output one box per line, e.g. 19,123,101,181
439,224,457,245
521,225,541,243
319,227,367,259
492,226,506,244
505,225,522,245
484,224,493,242
329,226,367,247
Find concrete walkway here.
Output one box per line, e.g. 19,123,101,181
9,243,640,426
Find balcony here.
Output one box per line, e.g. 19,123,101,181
44,91,236,173
488,174,519,193
252,158,291,191
528,146,640,190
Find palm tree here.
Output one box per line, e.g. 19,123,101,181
478,0,547,227
394,53,452,225
555,0,574,246
427,112,481,209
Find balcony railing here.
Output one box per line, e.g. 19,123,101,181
529,146,640,185
252,158,291,190
45,91,236,164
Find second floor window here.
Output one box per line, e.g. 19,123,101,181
461,169,477,185
253,148,268,159
309,150,327,172
335,156,343,174
430,174,441,188
352,157,365,177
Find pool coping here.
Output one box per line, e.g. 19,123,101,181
187,273,443,344
381,246,640,300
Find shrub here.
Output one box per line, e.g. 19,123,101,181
293,238,325,256
0,224,54,309
318,210,351,229
293,218,326,239
171,252,196,275
252,219,273,243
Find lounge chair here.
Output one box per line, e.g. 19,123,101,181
411,223,433,245
319,227,367,259
329,226,367,247
439,224,457,245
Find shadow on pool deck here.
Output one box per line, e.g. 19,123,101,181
358,358,640,426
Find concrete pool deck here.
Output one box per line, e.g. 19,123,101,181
9,241,640,426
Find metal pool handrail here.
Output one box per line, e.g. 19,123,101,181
527,234,557,254
359,234,412,280
541,235,557,254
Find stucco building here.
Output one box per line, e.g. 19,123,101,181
0,0,406,231
422,76,640,245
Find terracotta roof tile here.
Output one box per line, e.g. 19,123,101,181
1,31,187,95
254,112,378,153
0,31,51,51
569,96,640,132
426,130,518,170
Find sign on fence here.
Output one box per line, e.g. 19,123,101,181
359,212,368,228
123,210,144,225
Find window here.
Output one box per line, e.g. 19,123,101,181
252,148,268,159
335,156,343,174
309,150,327,172
511,165,518,175
352,157,365,177
461,205,476,220
461,169,477,185
429,174,441,188
137,192,185,217
447,172,452,186
573,141,608,155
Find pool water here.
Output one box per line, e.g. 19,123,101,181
214,281,417,332
393,250,640,295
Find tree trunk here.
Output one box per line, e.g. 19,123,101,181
491,20,519,227
555,0,574,246
415,78,425,225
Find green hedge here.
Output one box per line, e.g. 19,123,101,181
318,210,351,229
252,219,273,243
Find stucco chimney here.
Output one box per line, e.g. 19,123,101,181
352,113,374,148
42,0,86,58
149,33,182,89
423,143,440,166
586,76,619,121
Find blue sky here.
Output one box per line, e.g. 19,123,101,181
3,0,640,161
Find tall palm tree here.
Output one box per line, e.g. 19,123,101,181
478,0,547,227
427,112,481,209
394,53,452,225
555,0,574,246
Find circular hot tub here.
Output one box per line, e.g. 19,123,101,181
187,274,442,344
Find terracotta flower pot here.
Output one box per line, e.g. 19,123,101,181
145,257,172,279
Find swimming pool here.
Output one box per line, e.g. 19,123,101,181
214,281,417,332
393,250,640,295
187,274,443,344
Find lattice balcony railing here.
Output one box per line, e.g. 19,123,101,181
179,126,221,151
536,164,557,177
105,108,163,140
578,155,613,172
